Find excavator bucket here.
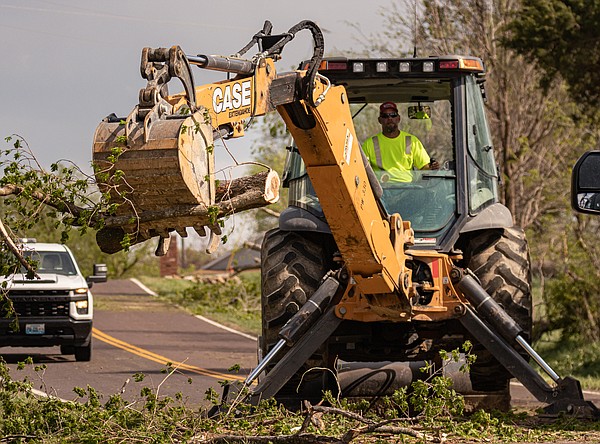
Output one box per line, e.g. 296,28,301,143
92,110,215,255
93,111,214,211
91,46,217,255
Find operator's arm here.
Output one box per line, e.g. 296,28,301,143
413,137,439,170
421,160,440,170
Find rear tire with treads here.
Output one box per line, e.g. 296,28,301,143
462,227,533,393
260,229,335,409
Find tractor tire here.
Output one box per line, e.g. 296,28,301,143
260,229,335,408
462,227,532,393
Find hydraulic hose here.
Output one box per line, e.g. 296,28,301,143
233,20,326,107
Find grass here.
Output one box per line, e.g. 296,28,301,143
533,331,600,391
138,271,262,335
530,277,600,391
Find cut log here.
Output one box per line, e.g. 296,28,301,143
96,170,280,254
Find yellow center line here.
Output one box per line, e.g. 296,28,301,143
92,327,247,382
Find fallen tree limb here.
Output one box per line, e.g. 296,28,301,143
100,170,279,229
193,433,342,444
0,217,39,279
95,170,280,254
305,403,441,443
0,170,279,256
191,402,441,444
0,184,88,223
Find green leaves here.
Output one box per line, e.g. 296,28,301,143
1,135,97,243
0,134,150,280
204,387,220,405
0,353,597,441
207,205,220,225
506,0,600,109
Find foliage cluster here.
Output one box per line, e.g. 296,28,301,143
0,135,156,280
0,357,211,443
505,0,600,110
0,136,97,244
4,348,599,443
535,333,600,390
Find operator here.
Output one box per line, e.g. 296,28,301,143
362,102,439,182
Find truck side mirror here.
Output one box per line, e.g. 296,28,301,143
87,263,108,287
572,150,600,214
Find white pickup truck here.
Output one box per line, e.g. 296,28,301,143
0,241,107,361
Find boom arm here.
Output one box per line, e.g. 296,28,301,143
190,38,416,303
277,81,414,300
100,21,415,306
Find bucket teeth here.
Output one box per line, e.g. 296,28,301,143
155,234,171,256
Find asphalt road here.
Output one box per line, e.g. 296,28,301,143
0,279,257,407
1,278,599,412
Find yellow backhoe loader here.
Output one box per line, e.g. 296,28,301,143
93,20,597,416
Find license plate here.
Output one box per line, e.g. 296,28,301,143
25,324,45,335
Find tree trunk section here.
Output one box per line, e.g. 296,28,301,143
96,170,280,254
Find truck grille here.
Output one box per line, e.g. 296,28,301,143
2,290,71,318
7,289,71,297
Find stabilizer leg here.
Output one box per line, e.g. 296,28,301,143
455,269,599,417
247,306,342,404
212,274,342,415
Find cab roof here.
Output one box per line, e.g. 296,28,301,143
302,55,485,104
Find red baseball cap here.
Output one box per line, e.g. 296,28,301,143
380,102,398,113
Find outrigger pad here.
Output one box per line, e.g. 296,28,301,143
543,377,600,419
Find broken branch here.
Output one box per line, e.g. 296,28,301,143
95,170,280,254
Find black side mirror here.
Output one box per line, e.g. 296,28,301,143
87,263,108,286
571,151,600,214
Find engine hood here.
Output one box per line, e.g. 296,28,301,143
1,273,88,291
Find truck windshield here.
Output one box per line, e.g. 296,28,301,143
21,251,78,276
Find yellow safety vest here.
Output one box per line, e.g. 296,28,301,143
362,132,430,182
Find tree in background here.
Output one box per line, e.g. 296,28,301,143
541,214,600,341
505,0,600,109
505,0,600,341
